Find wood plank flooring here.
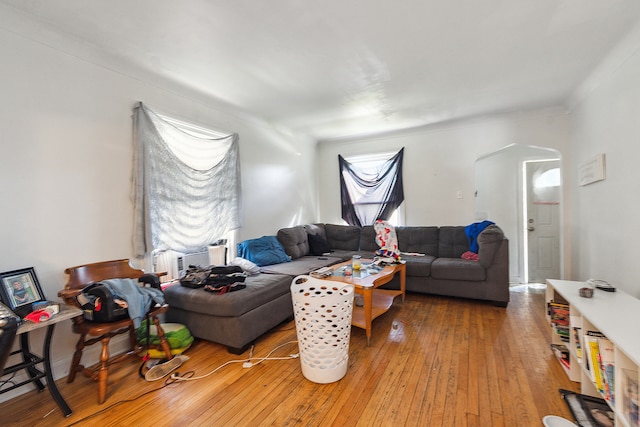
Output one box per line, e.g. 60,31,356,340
0,284,580,426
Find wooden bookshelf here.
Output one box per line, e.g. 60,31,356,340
546,279,640,427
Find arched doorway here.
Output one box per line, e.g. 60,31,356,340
475,144,562,284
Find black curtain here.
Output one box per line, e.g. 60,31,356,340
339,148,404,226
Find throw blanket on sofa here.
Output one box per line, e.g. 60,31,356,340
464,220,495,253
374,220,400,259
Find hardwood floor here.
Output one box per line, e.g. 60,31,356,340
0,284,580,426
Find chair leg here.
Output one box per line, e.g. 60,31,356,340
151,316,173,360
128,324,137,352
67,334,86,383
97,337,110,404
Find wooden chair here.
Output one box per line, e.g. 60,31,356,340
58,259,172,404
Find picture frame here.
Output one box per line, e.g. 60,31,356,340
0,267,47,317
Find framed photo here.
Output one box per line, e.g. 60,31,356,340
0,267,47,317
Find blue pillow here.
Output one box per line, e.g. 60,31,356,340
236,236,291,267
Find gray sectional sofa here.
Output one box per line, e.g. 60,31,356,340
271,223,509,305
164,222,509,353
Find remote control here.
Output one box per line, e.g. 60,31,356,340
596,283,616,292
586,279,616,292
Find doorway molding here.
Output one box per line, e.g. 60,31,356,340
475,143,563,284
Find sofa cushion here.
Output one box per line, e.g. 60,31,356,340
397,226,439,256
260,256,342,276
325,224,361,251
308,233,331,255
359,226,379,252
164,273,291,318
431,258,486,281
326,249,358,261
478,225,505,268
438,226,469,258
237,236,291,267
277,226,309,260
402,255,436,277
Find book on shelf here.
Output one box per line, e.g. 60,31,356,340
585,332,604,390
622,368,639,426
573,327,582,361
551,343,570,367
548,301,570,327
598,336,615,404
555,326,570,342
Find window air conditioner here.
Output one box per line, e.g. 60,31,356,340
175,251,210,279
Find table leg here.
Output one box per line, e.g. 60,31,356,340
399,264,406,303
363,287,373,346
43,324,72,417
20,334,45,391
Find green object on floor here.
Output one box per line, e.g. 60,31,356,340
136,321,194,357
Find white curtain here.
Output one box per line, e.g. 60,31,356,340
132,102,241,258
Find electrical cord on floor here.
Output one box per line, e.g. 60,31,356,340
62,340,299,425
64,372,193,426
170,340,299,382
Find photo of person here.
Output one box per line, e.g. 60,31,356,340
1,271,41,308
11,279,35,305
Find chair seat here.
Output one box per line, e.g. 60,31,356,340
71,305,168,336
71,318,131,336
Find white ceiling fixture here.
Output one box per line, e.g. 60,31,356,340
2,0,640,141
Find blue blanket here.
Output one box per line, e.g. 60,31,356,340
464,220,495,253
236,235,291,267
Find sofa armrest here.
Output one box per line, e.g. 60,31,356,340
477,225,505,268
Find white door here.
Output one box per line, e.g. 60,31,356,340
525,160,561,283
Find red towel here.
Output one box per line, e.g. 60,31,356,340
461,251,479,261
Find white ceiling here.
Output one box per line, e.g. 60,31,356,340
3,0,640,141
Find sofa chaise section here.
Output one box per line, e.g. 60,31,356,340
164,273,293,354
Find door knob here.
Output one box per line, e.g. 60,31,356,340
528,226,535,232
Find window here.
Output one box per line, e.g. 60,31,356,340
534,168,560,188
132,103,241,266
533,167,561,204
339,148,405,226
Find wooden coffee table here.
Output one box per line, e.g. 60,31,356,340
323,260,405,345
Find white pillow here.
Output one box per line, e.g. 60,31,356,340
230,257,261,276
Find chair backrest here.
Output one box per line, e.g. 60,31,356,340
64,259,144,290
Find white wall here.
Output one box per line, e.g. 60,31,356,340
0,22,316,400
317,107,569,231
568,20,640,297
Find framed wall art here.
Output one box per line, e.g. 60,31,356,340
0,267,46,317
578,153,606,186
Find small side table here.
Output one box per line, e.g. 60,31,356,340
0,304,82,417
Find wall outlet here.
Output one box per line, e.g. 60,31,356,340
456,191,463,199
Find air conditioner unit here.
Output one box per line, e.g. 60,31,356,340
154,245,227,282
176,251,210,279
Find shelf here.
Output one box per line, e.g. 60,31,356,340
546,279,640,426
351,289,402,329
